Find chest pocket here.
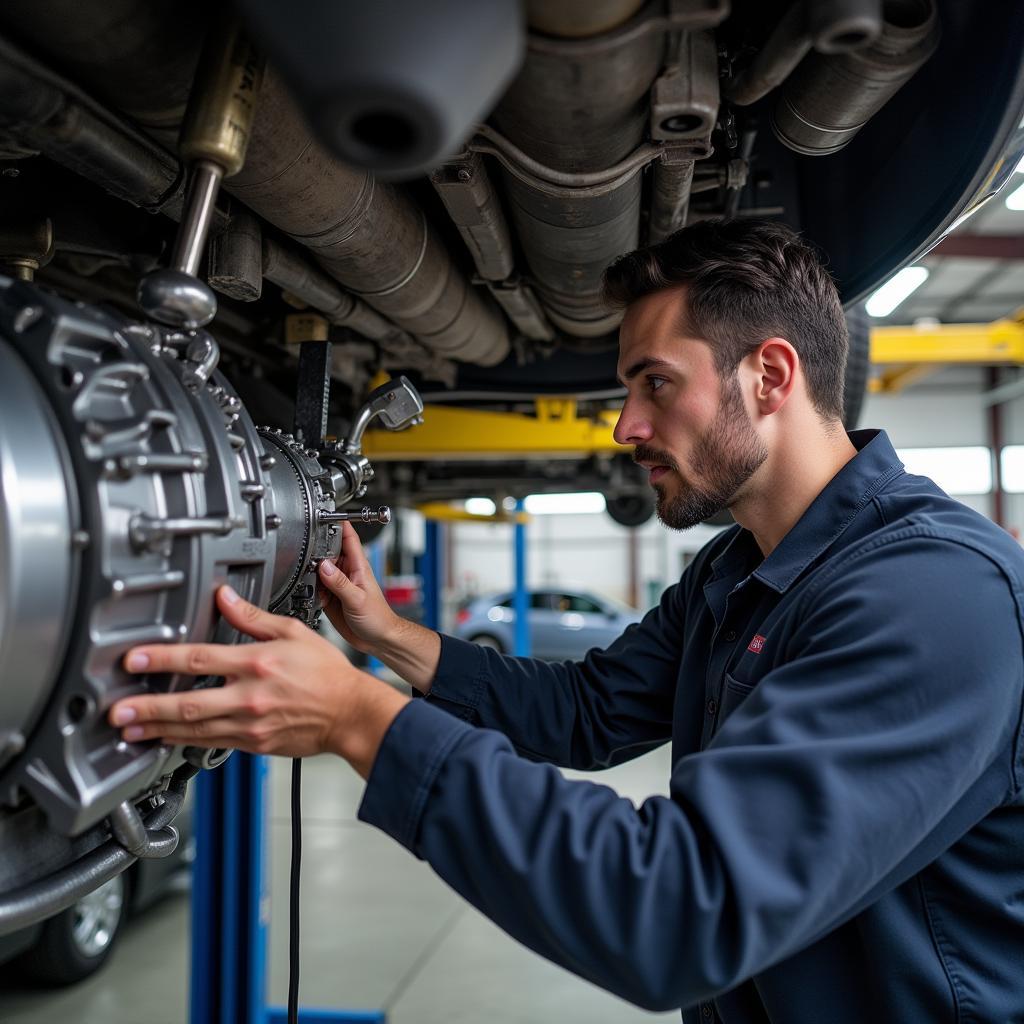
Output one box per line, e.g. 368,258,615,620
719,673,756,726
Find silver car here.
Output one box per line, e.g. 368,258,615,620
454,590,641,660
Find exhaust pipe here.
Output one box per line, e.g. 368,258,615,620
772,0,939,156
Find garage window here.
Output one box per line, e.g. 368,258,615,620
1000,446,1024,492
897,446,992,495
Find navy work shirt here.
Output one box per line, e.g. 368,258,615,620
358,430,1024,1022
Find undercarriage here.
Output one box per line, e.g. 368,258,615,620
1,0,1023,936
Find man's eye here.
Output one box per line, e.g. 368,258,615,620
647,376,667,392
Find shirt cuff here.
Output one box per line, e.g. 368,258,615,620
424,633,487,717
357,697,474,853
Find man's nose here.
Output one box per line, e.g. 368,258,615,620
613,399,652,446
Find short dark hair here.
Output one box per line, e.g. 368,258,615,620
602,219,848,421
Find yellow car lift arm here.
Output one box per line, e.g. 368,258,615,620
362,397,626,461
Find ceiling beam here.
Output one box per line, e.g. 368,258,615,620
931,234,1024,259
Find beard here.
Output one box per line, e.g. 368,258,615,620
635,374,768,530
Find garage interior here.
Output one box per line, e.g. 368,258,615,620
1,0,1024,1022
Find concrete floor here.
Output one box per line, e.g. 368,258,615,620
0,735,677,1023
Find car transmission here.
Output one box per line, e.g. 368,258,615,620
0,275,422,933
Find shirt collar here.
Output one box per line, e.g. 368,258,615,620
747,429,905,593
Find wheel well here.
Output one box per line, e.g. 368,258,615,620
468,633,506,653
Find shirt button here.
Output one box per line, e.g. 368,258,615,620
700,1005,713,1019
706,699,718,715
723,630,737,642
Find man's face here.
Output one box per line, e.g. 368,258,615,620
613,288,768,530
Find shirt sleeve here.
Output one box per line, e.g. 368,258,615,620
425,574,689,770
359,532,1024,1012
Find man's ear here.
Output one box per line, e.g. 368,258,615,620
752,338,799,414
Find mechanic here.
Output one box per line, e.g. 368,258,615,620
109,220,1024,1023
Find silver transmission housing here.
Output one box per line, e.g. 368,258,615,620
0,276,414,930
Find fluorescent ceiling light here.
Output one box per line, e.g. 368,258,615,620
865,266,929,318
523,492,607,515
464,497,496,516
1005,180,1024,210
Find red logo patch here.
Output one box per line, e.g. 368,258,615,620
747,634,766,654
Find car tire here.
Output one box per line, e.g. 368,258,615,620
843,302,871,429
18,871,129,985
469,633,505,653
605,492,655,527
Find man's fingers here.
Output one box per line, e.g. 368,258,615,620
109,684,245,728
120,717,246,746
121,639,251,679
318,558,360,600
340,521,373,574
215,585,302,641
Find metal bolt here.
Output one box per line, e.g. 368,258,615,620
457,167,472,183
13,305,42,333
71,530,90,550
265,514,283,530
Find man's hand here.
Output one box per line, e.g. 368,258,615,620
108,585,409,777
317,521,443,693
317,521,400,652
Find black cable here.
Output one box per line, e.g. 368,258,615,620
287,757,302,1024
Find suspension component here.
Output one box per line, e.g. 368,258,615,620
137,14,264,328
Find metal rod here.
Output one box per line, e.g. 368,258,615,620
171,160,225,276
470,123,663,189
317,507,391,525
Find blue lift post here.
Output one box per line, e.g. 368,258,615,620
513,499,530,656
366,541,385,676
421,519,443,632
190,752,270,1024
